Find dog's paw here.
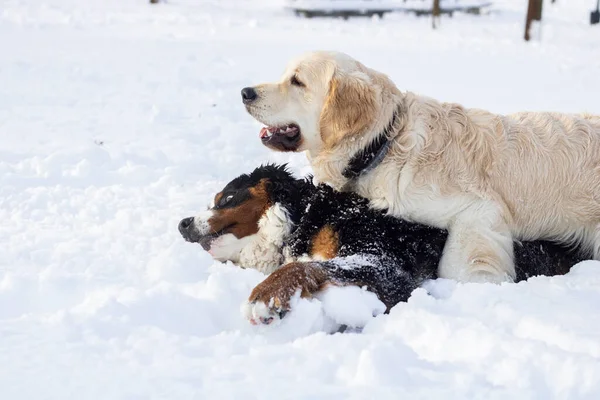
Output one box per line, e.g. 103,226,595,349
241,296,291,326
243,261,327,326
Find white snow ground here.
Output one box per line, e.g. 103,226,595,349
1,0,600,398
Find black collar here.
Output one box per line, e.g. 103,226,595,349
341,108,399,182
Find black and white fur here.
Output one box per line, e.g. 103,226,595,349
179,164,586,324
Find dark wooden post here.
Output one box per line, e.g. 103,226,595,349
432,0,441,29
533,0,544,21
524,0,542,41
592,0,600,25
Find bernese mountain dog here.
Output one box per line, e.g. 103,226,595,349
179,164,586,325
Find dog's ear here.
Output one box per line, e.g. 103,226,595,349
319,72,378,148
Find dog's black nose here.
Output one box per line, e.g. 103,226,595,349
178,217,194,237
241,87,257,104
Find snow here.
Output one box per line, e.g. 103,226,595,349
1,0,600,398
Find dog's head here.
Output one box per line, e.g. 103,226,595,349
242,51,400,155
178,164,301,264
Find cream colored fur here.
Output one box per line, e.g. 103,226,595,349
245,50,600,284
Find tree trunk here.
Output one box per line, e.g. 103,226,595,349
524,0,536,41
533,0,544,21
432,0,441,29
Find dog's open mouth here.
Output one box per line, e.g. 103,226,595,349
259,124,300,140
259,124,302,151
181,224,235,251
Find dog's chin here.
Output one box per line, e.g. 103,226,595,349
262,133,302,152
259,124,302,152
181,231,221,252
198,236,230,260
198,235,215,251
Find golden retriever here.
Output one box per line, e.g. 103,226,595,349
241,50,600,284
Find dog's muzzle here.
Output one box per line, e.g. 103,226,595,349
179,217,213,251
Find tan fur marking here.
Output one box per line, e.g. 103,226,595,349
310,225,339,259
213,192,224,207
208,179,271,239
248,262,329,311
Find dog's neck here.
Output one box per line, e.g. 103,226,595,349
340,106,400,190
269,178,318,264
271,176,317,237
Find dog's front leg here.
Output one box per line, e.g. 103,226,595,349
239,203,292,274
438,203,515,284
242,254,426,325
239,234,283,275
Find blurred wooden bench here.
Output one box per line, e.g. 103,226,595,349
286,0,493,19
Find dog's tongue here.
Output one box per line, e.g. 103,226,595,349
260,127,269,138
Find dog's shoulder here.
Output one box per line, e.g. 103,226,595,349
283,182,372,259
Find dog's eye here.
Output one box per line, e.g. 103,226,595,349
290,75,304,87
216,194,234,208
223,195,233,204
